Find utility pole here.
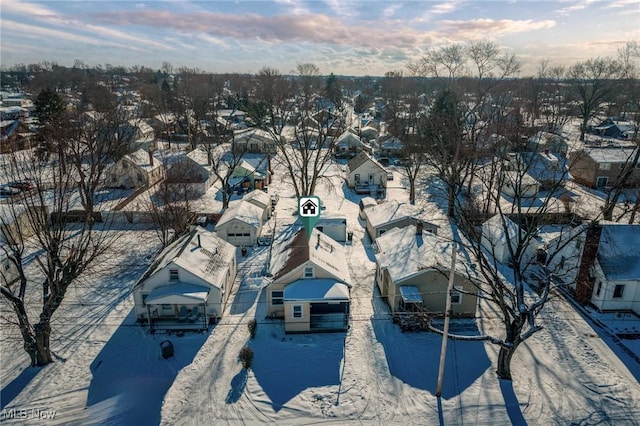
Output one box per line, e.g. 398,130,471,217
436,242,457,398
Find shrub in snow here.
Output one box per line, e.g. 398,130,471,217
239,346,254,370
248,319,257,339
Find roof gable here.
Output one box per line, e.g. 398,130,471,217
348,152,386,174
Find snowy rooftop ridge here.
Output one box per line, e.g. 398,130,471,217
136,228,235,290
375,226,477,283
216,200,263,228
270,228,350,284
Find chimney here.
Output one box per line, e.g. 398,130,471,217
317,232,321,248
575,224,602,304
416,220,424,235
267,154,272,184
197,233,201,248
148,149,154,166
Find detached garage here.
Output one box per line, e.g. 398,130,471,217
215,200,264,246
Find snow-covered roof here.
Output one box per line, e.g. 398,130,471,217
270,228,350,284
336,130,362,147
243,189,270,207
597,224,640,281
580,147,638,164
375,226,477,283
186,147,213,170
482,214,520,245
139,229,236,290
284,279,350,301
125,148,164,172
216,200,263,228
146,283,210,304
348,152,386,175
365,200,433,229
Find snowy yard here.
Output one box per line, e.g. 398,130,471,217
1,161,640,425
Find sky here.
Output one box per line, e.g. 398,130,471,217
1,0,639,77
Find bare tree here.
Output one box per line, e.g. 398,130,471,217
409,41,521,217
0,87,125,366
452,147,586,380
567,57,623,141
249,64,346,199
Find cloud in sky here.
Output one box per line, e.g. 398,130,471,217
1,0,638,76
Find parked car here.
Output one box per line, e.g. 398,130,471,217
0,185,21,196
8,180,34,191
387,172,394,181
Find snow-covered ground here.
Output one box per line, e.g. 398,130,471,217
2,157,640,425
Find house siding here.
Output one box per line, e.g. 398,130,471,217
378,269,477,317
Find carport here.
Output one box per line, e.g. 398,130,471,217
283,279,351,332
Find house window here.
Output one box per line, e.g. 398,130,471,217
292,305,303,318
355,174,360,183
272,290,284,305
169,269,179,281
368,174,374,183
598,163,611,170
450,286,463,305
596,282,602,296
613,284,625,298
596,176,608,188
304,266,314,278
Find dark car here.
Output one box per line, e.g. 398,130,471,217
8,180,34,191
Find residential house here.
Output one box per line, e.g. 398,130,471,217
569,146,640,189
481,214,539,265
347,152,388,196
590,118,637,140
527,131,569,155
228,154,270,192
104,149,164,189
266,228,351,333
360,124,379,142
378,134,404,158
365,200,438,241
215,200,264,246
499,171,540,199
231,128,276,154
132,229,237,330
165,147,216,197
574,224,640,314
243,189,272,221
0,204,48,245
375,225,478,316
335,130,365,155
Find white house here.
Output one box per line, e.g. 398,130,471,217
231,128,276,154
132,229,237,330
266,228,351,333
365,200,438,241
105,149,164,189
581,224,640,314
481,214,539,265
375,225,479,316
215,200,264,246
347,152,388,195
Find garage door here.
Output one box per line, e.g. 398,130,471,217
226,232,253,246
310,302,349,331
